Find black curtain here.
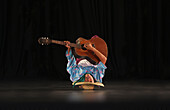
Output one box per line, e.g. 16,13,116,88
0,0,170,81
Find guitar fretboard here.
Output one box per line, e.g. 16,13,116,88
51,40,81,48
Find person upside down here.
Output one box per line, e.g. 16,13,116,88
64,36,107,88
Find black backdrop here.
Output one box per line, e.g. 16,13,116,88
0,0,170,81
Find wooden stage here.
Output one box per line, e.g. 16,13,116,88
0,79,170,110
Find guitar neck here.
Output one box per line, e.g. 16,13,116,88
51,40,81,48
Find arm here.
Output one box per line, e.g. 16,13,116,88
84,43,107,65
64,41,71,53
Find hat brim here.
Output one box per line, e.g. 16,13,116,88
72,82,104,87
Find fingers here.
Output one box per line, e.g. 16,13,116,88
84,43,89,48
84,43,93,50
64,41,71,48
64,41,70,44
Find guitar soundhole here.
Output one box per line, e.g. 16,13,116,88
92,44,95,48
81,44,87,50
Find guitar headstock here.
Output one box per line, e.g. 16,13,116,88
38,37,52,45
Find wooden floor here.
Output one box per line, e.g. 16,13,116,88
0,79,170,110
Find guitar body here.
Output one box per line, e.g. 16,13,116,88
75,36,108,64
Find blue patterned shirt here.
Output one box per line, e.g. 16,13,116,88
66,50,107,83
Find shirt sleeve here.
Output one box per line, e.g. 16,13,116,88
96,61,107,69
95,61,107,82
66,49,83,82
66,49,76,67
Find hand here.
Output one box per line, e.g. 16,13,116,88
84,43,94,50
64,41,71,49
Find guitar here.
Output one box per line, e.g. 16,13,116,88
38,36,108,64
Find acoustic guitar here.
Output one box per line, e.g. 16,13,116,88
38,36,108,64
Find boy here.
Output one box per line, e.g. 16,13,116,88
64,36,107,89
